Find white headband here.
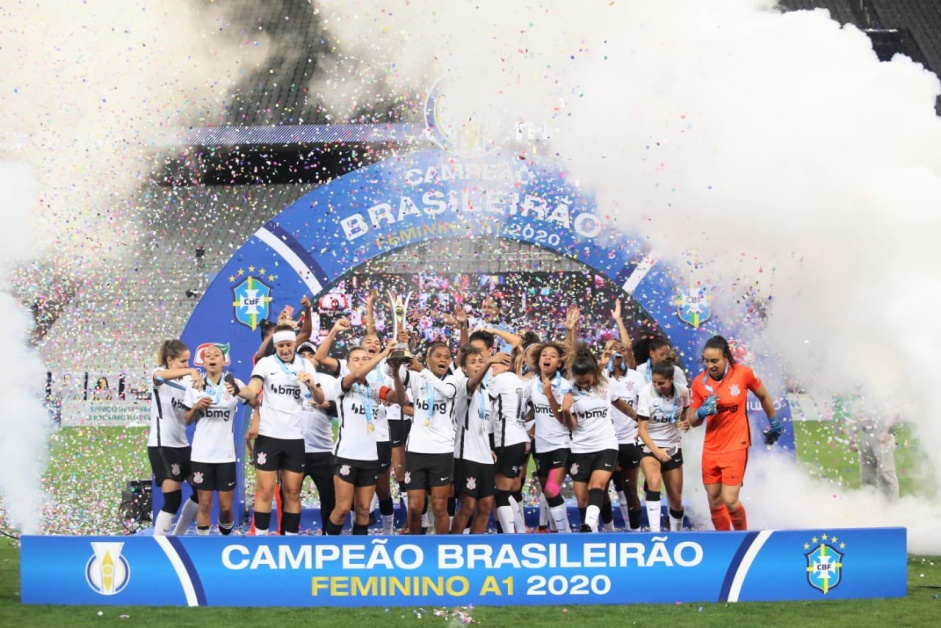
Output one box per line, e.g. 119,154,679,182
272,331,297,345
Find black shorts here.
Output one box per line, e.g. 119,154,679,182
454,459,496,499
254,435,305,473
148,446,191,485
190,461,237,492
534,448,570,476
405,452,453,491
389,420,411,448
494,443,528,479
618,443,643,470
304,451,334,481
335,457,380,488
377,440,392,470
569,449,618,482
642,446,684,472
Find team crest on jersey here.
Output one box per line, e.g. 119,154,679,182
193,472,204,485
256,452,267,466
232,276,272,331
730,384,741,397
675,286,712,329
339,465,351,476
193,343,232,367
466,477,477,490
170,463,181,477
805,533,845,594
86,542,130,596
570,463,579,476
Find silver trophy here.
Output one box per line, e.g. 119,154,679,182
386,290,414,366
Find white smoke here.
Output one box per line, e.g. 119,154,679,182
311,0,941,551
0,0,272,533
0,163,48,533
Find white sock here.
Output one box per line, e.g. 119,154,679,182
254,528,268,536
509,496,527,533
604,519,616,532
284,531,297,536
381,514,395,535
462,527,470,535
549,504,571,533
172,499,200,535
154,510,175,536
646,499,662,533
370,493,379,513
585,505,600,532
196,526,210,536
539,494,550,527
496,505,516,533
617,491,630,526
669,510,684,532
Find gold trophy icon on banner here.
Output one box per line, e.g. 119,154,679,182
386,290,414,366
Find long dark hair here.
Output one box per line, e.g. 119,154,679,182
568,344,606,389
155,339,188,367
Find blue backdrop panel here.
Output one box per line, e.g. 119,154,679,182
22,527,904,607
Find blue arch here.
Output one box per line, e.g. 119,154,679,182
175,148,793,522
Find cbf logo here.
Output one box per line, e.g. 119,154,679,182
804,533,844,594
675,286,712,328
86,542,130,596
232,276,272,331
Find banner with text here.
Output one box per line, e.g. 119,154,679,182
21,528,905,607
60,400,149,428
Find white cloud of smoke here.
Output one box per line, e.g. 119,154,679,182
0,0,272,533
311,0,941,552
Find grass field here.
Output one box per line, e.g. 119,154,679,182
0,540,938,626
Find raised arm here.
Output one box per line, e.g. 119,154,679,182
313,317,351,374
365,289,378,337
542,374,565,426
486,327,523,351
252,327,273,365
341,342,394,391
295,296,313,346
563,304,580,354
611,298,636,369
560,392,577,431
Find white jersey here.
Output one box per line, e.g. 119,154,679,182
636,382,690,449
339,361,391,442
637,360,688,388
147,368,191,448
568,386,620,454
405,368,458,454
330,377,379,462
525,374,572,454
184,375,246,463
489,371,530,448
453,369,493,465
251,354,318,440
301,372,338,454
610,370,645,444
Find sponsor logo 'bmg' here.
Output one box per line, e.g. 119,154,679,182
86,542,130,596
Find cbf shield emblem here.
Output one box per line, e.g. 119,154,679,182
806,542,844,594
232,276,272,331
675,286,712,328
86,542,130,595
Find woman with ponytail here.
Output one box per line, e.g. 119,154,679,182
148,339,204,535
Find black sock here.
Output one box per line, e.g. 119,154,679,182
601,498,613,524
628,508,642,529
447,497,456,517
253,511,272,532
611,473,625,492
162,490,181,514
669,508,685,520
324,519,342,535
546,493,564,508
219,520,234,535
379,497,395,516
282,512,301,534
588,487,605,510
578,507,586,524
352,523,369,535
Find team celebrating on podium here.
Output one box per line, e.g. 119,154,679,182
147,289,780,535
